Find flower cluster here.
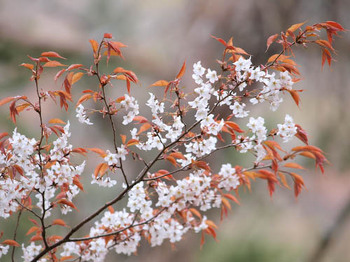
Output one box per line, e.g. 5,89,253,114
121,94,140,125
277,114,297,142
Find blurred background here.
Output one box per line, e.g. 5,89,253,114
0,0,349,261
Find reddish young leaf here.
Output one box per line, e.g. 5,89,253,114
288,89,301,106
133,116,149,123
89,39,99,55
321,48,332,67
176,61,186,79
48,118,66,125
52,219,67,227
72,72,84,84
290,172,305,197
94,162,109,177
266,34,279,51
41,51,66,60
54,68,66,81
26,226,40,236
169,152,186,160
0,97,15,107
137,123,152,135
283,162,305,170
73,176,84,191
166,156,178,167
43,61,66,67
295,124,309,145
223,193,240,205
225,121,244,133
67,64,84,71
120,134,126,144
76,94,92,106
104,33,113,39
57,199,77,209
278,172,290,189
189,208,202,219
150,80,169,87
30,235,43,242
126,139,139,147
20,63,34,70
2,239,20,247
87,148,107,157
286,22,305,35
211,35,227,46
192,161,211,171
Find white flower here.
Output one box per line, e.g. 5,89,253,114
193,61,206,76
0,245,9,258
206,69,218,83
75,104,93,125
230,101,249,118
233,56,252,72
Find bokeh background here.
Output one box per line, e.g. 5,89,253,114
0,0,349,261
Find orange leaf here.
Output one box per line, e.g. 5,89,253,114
20,63,34,70
150,80,169,87
278,172,290,189
295,124,309,145
221,198,231,210
72,72,84,85
89,39,99,54
67,64,84,71
315,40,334,52
189,208,202,219
16,103,30,113
73,176,84,191
41,51,66,59
137,123,152,135
0,96,15,107
211,35,227,46
26,226,40,236
48,118,66,125
268,54,290,63
60,256,75,261
176,61,186,79
283,162,305,170
127,139,139,147
54,68,66,81
43,61,66,67
94,162,109,177
52,219,67,227
104,33,113,39
88,148,107,157
205,220,218,229
2,239,20,247
300,151,316,159
286,22,305,35
108,205,115,213
57,199,77,209
266,34,279,51
322,48,332,67
225,121,244,133
133,116,148,123
166,156,178,167
290,172,305,197
30,235,43,242
192,161,211,171
288,90,301,106
169,152,186,160
76,94,92,106
223,193,240,205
